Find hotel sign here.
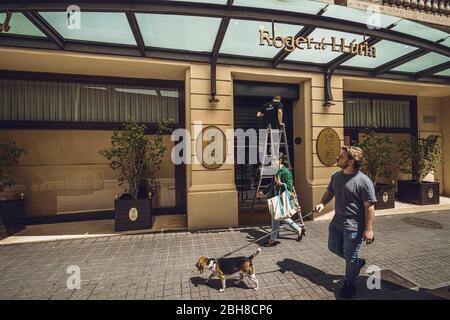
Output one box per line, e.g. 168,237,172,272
259,30,377,58
317,128,341,167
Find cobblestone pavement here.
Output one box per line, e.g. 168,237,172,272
0,210,449,300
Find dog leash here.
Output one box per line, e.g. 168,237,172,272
220,211,314,258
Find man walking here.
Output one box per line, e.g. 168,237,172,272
314,146,376,299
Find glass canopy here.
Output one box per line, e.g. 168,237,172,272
233,0,327,15
342,40,418,69
391,19,450,45
220,19,302,58
286,28,365,64
136,14,221,52
0,12,45,37
392,52,449,73
0,0,448,81
436,69,450,77
322,4,400,29
39,12,136,45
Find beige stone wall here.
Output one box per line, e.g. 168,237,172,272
0,130,175,216
2,46,450,229
0,47,188,217
186,64,238,230
417,97,444,193
309,76,344,217
440,96,450,196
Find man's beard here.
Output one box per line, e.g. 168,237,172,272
338,161,349,169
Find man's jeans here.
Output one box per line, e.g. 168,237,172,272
328,223,364,285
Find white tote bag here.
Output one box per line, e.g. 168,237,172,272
267,184,297,221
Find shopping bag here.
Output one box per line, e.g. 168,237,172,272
267,184,296,221
280,188,297,219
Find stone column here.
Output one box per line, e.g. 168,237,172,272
186,64,238,230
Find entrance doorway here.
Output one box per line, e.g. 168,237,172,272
233,81,299,225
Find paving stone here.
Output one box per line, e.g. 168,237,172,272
1,211,449,300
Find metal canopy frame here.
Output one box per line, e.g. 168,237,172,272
1,0,449,103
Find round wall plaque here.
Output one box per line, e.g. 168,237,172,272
428,188,434,199
316,128,341,166
382,191,389,203
129,207,138,222
196,126,227,170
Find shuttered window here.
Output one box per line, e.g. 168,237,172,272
0,79,179,124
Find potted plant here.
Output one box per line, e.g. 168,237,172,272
100,116,170,231
357,129,396,210
397,135,443,205
0,138,26,240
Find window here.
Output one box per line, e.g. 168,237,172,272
344,93,417,147
344,96,411,129
0,76,181,126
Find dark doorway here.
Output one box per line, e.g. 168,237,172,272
233,81,299,213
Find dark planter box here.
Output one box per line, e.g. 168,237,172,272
374,183,395,210
397,180,440,205
0,199,26,240
114,198,154,232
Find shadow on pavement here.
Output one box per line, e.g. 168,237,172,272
277,258,446,300
240,226,298,246
190,276,251,291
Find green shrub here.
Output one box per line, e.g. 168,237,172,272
357,129,394,184
99,116,170,199
397,135,443,183
0,139,26,193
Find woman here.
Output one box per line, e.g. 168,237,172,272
258,154,305,246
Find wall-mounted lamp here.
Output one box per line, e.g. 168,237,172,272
209,96,220,107
322,101,335,109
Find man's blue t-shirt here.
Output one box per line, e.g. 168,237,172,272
327,170,377,231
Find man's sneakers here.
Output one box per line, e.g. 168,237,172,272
339,281,356,299
339,259,366,299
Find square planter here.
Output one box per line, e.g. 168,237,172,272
114,198,154,232
374,183,395,210
0,199,26,240
397,180,440,205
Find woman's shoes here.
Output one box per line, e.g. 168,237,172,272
296,228,306,242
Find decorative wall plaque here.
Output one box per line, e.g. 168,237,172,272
316,128,341,166
382,191,389,203
196,126,227,170
129,207,138,222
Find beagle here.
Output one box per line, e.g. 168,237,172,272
195,248,261,292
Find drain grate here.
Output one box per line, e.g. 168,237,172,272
402,218,443,229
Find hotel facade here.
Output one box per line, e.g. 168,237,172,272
1,0,449,230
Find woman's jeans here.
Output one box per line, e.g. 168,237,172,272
328,223,364,285
270,218,301,241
